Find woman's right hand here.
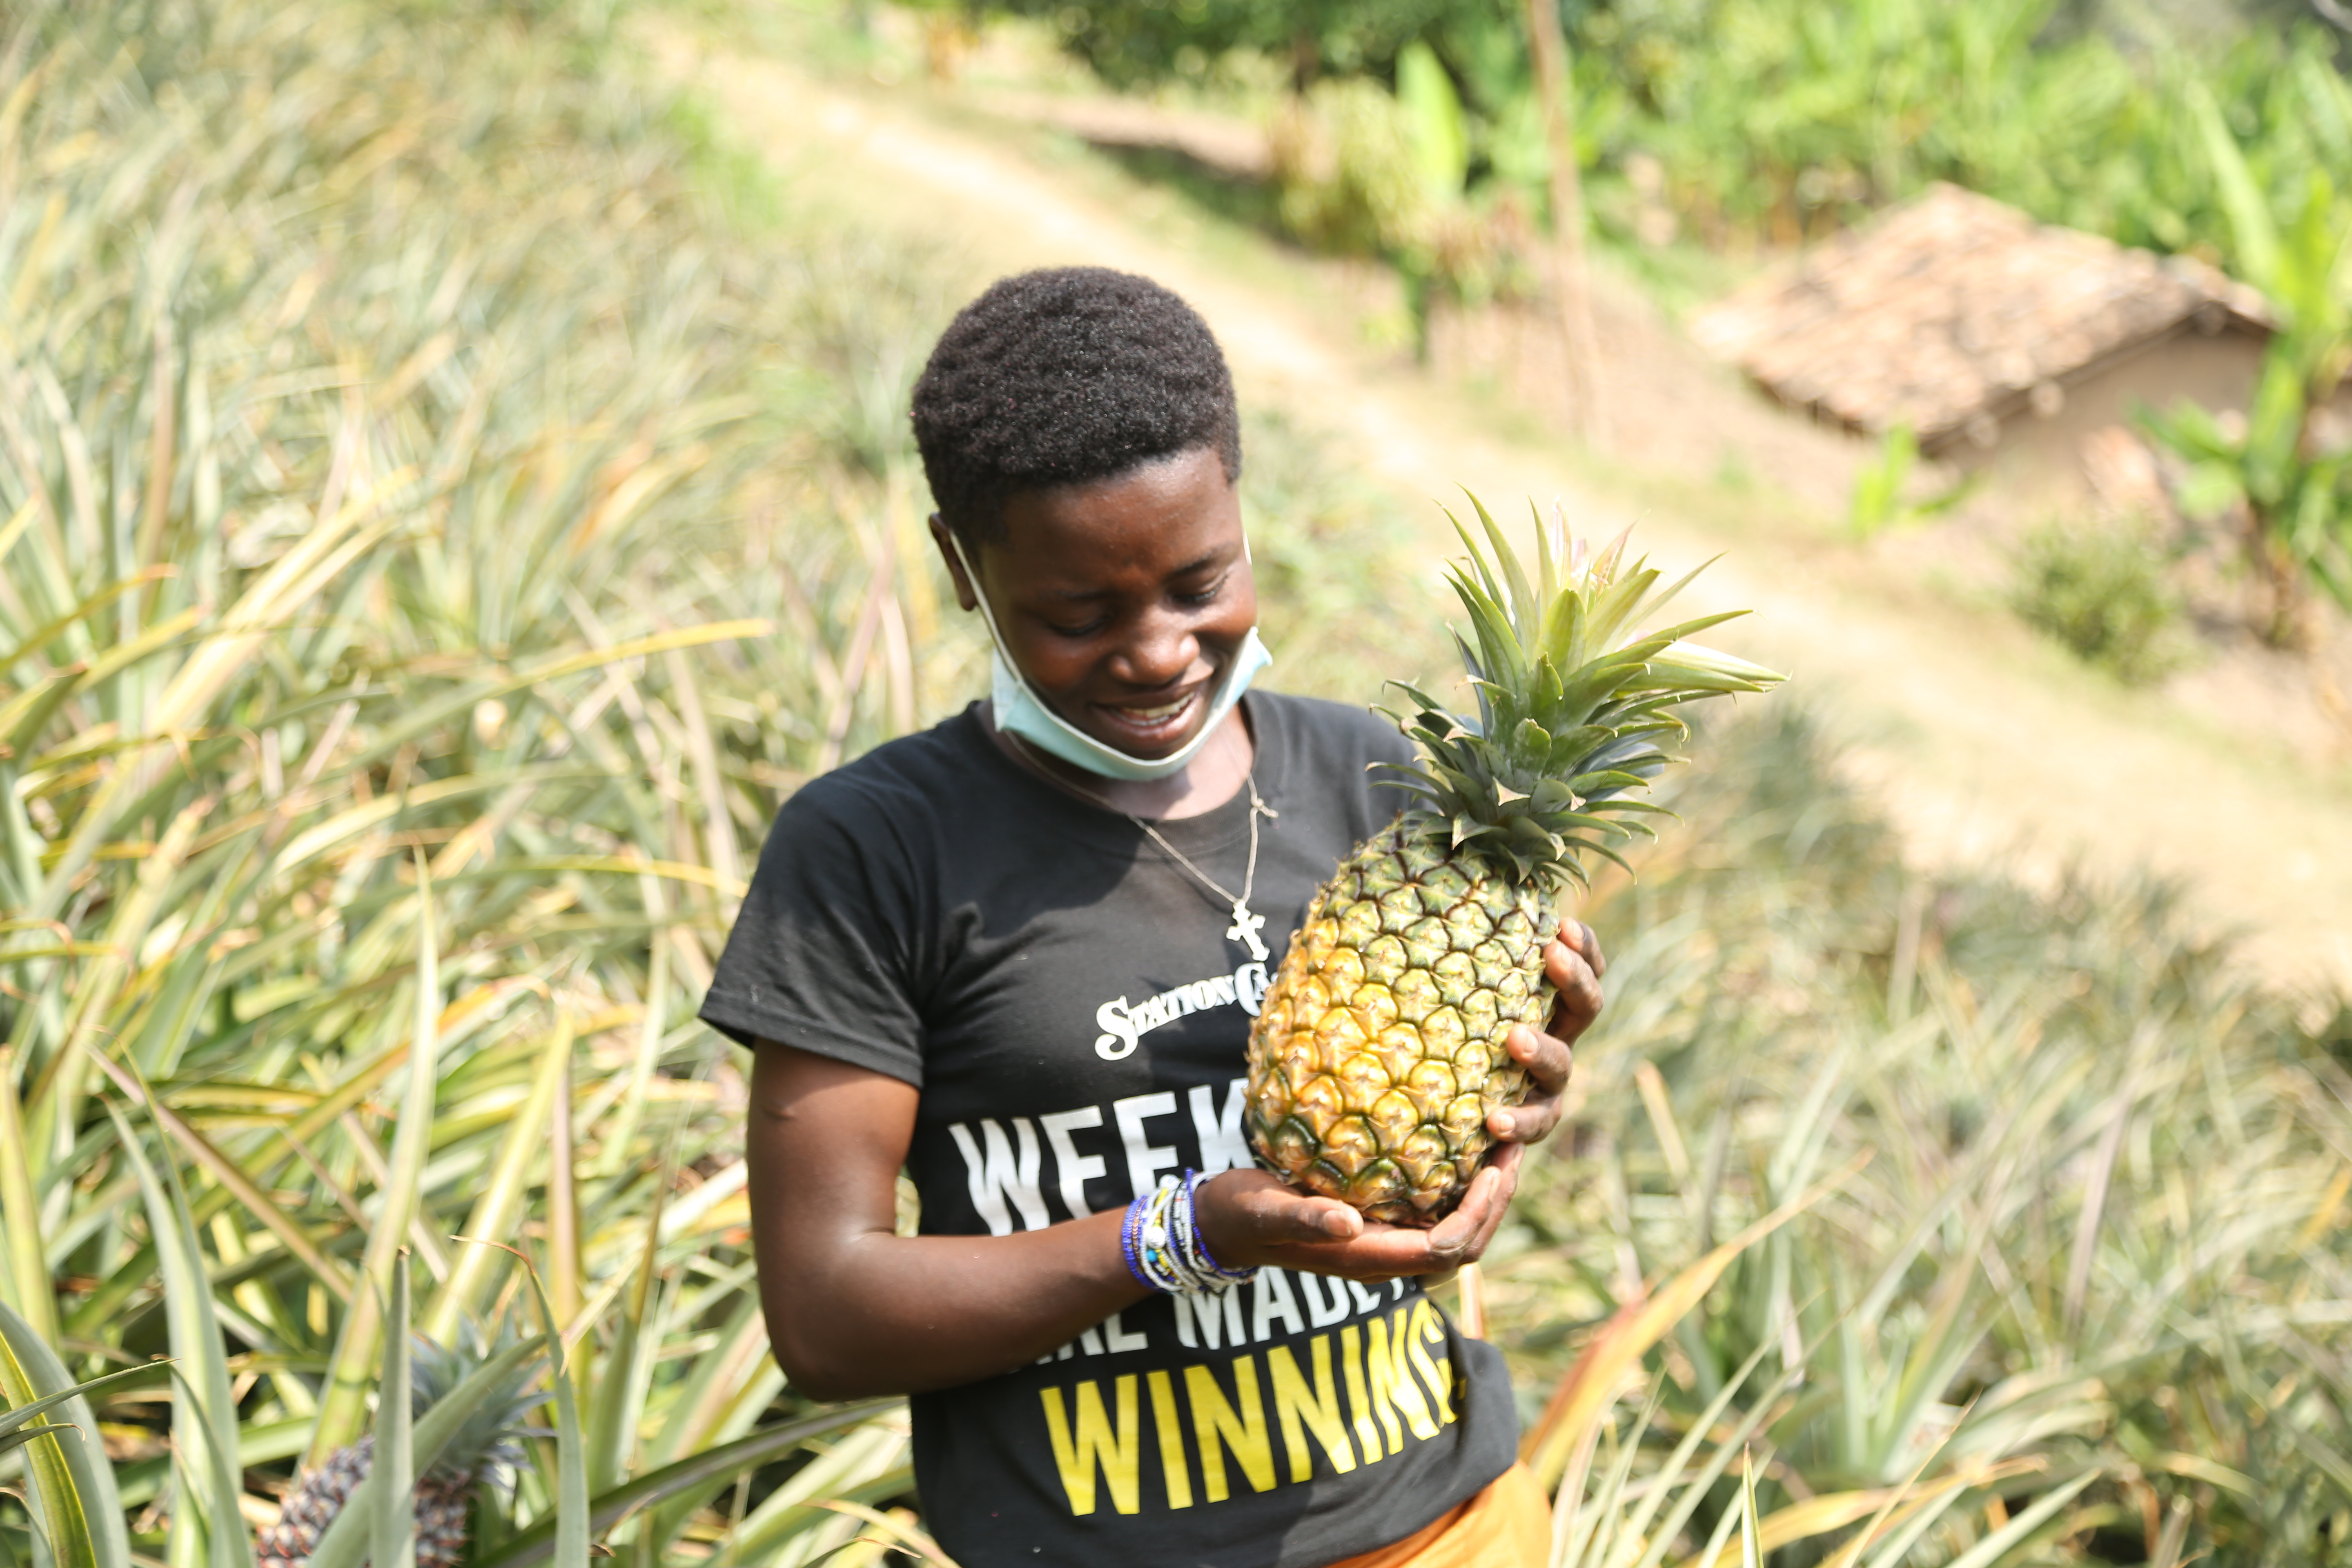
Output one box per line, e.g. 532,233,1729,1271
1192,1155,1523,1283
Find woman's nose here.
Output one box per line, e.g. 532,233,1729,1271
1109,609,1199,688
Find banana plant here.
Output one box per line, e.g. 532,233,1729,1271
2140,94,2352,648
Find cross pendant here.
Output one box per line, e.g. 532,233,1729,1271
1226,900,1270,962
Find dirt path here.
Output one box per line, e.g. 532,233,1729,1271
662,30,2352,999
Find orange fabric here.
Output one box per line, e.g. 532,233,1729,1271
1320,1463,1552,1568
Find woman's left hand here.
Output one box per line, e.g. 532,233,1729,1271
1396,919,1605,1272
1489,917,1606,1152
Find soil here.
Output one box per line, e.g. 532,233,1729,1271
650,21,2352,1001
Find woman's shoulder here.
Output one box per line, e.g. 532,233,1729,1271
1253,690,1416,835
782,706,993,817
760,706,1004,869
1254,690,1415,771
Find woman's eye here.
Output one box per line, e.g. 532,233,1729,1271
1179,574,1228,606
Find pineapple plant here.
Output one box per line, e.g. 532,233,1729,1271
1245,500,1784,1224
257,1336,538,1568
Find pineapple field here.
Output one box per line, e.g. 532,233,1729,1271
1,0,2348,1565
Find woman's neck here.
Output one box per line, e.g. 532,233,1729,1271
984,701,1255,821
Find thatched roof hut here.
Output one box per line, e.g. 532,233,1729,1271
1692,184,2273,460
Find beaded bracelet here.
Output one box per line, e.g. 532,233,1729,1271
1136,1178,1187,1294
1118,1180,1160,1290
1120,1169,1258,1295
1176,1170,1256,1285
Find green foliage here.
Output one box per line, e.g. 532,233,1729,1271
1267,72,1538,325
1846,424,1918,539
2140,103,2352,644
2007,520,2193,685
1270,77,1429,255
992,0,2352,312
980,0,1454,87
1543,0,2352,278
1394,40,1470,202
1379,499,1784,888
0,1332,155,1568
1847,425,1979,539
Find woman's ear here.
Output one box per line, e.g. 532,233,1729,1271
928,513,981,613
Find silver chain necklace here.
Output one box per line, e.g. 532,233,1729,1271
1010,734,1280,961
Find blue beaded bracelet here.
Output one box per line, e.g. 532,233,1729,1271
1120,1170,1256,1295
1119,1189,1153,1290
1179,1169,1256,1283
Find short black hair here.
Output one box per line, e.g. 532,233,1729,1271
911,267,1241,545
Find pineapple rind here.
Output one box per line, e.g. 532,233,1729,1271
254,1435,475,1568
254,1334,532,1568
1246,822,1554,1226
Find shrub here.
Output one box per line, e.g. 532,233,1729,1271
2007,518,2193,685
1269,77,1433,256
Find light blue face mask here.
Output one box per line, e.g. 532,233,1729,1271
949,530,1272,783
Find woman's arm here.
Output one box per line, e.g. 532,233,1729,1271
746,1045,1144,1400
749,923,1605,1399
748,1047,1537,1399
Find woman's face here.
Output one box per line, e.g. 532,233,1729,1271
938,444,1256,762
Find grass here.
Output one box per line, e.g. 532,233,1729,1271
0,0,2345,1564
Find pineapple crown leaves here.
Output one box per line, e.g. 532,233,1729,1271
287,1331,554,1568
1372,494,1785,889
402,1330,545,1484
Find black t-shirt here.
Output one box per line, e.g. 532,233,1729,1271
700,693,1520,1568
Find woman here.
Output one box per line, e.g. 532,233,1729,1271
701,267,1605,1567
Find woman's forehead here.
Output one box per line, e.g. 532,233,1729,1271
990,447,1241,580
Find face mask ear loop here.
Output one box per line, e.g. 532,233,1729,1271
949,527,1067,731
948,528,1017,661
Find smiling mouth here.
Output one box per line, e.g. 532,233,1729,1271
1094,684,1205,743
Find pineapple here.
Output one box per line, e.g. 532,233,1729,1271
1245,501,1784,1225
257,1336,536,1568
